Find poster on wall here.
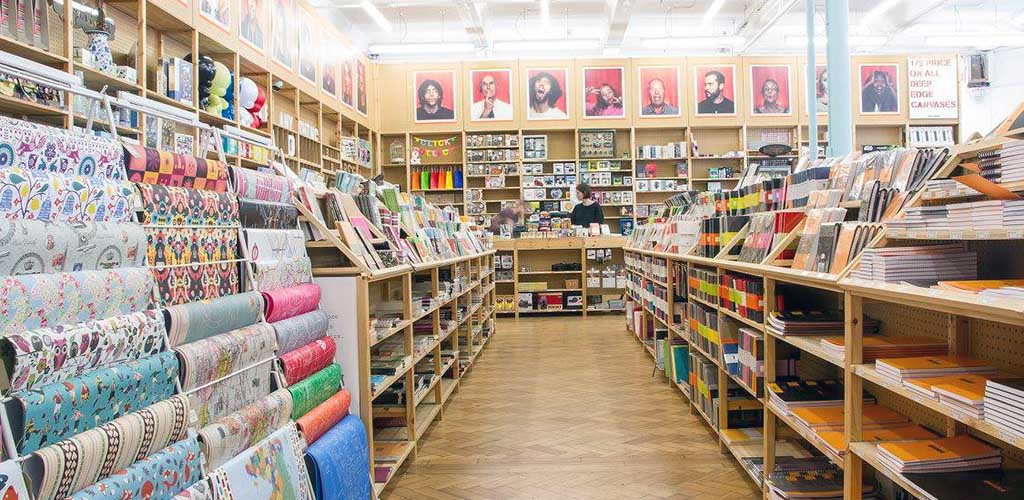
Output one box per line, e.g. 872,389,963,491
469,69,513,121
200,0,231,30
238,0,266,51
357,59,367,116
694,65,736,115
637,66,680,118
583,67,625,118
321,41,337,96
808,64,828,115
525,68,568,121
908,57,958,119
413,70,454,122
750,65,791,116
859,64,900,114
341,59,354,108
271,0,294,68
298,8,317,83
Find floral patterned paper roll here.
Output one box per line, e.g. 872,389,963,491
136,184,239,227
189,361,273,428
207,425,313,500
0,115,125,179
124,144,230,193
153,261,240,307
254,256,312,292
146,226,240,267
175,323,277,391
272,310,330,355
164,292,263,347
0,167,134,222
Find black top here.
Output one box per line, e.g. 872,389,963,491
570,202,604,227
697,97,735,114
416,106,455,121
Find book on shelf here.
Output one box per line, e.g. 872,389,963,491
850,243,978,287
766,310,879,337
816,424,939,458
766,379,849,416
984,378,1024,439
874,355,997,382
819,335,948,362
903,470,1024,500
875,435,1002,474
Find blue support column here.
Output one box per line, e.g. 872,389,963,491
825,0,853,156
806,0,817,158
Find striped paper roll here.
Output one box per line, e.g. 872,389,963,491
296,389,351,445
175,323,277,391
304,415,371,500
273,310,330,355
0,115,125,179
230,166,293,203
24,395,190,500
263,283,321,323
69,436,203,500
0,167,134,222
198,389,293,469
123,144,230,193
254,256,312,292
288,363,341,419
280,337,336,386
136,184,239,227
163,292,263,347
238,198,299,230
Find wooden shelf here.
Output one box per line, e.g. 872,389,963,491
719,307,764,332
766,402,845,467
849,442,937,500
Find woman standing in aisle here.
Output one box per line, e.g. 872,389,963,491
570,183,604,228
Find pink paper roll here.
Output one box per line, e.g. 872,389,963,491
263,283,321,323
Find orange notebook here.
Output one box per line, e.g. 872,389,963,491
932,374,994,404
877,435,1000,464
818,424,938,453
792,404,908,430
936,279,1024,293
877,356,993,371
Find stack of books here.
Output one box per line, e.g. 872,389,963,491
766,462,877,499
817,424,938,459
875,435,1002,474
978,139,1024,183
766,310,879,337
819,335,948,362
935,279,1024,301
903,373,995,418
903,470,1024,500
984,378,1024,439
892,200,1024,230
766,379,849,417
850,244,978,286
875,356,997,384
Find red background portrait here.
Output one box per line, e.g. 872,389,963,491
470,69,511,104
341,60,354,108
413,70,455,121
357,60,367,115
859,64,900,113
749,65,791,115
583,67,625,118
693,65,736,113
637,66,681,117
525,68,569,119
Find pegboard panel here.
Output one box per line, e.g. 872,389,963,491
863,301,949,340
863,380,949,434
798,349,843,381
968,317,1024,375
972,240,1024,279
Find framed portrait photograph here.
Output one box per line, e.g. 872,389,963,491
583,67,625,119
859,64,900,114
805,64,828,115
469,69,513,122
637,66,681,118
321,43,337,96
357,59,368,116
525,68,569,121
413,70,456,122
200,0,231,30
693,64,736,116
298,8,317,83
238,0,266,51
271,0,295,68
749,65,791,116
341,59,354,108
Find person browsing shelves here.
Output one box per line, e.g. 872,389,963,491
570,183,604,228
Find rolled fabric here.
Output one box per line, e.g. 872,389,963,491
0,267,154,335
69,436,203,500
197,389,293,469
124,143,229,192
190,360,273,427
304,414,371,500
0,309,165,393
153,261,240,307
231,166,293,203
175,323,277,391
288,363,341,419
263,283,321,323
24,395,190,500
136,183,239,227
281,336,336,386
0,167,134,222
297,389,351,445
207,425,313,500
238,198,299,230
273,310,329,355
0,115,125,179
7,351,179,454
0,220,146,275
146,226,240,267
242,228,306,263
164,292,263,347
254,256,312,292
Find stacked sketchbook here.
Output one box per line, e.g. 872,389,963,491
817,424,938,459
977,139,1024,183
891,200,1024,230
902,373,997,418
766,310,879,337
984,378,1024,439
875,356,997,384
875,435,1002,474
819,335,948,362
850,243,977,286
766,379,849,417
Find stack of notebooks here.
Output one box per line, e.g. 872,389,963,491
875,435,1002,474
819,335,948,362
766,310,880,337
766,379,850,417
935,279,1024,302
978,139,1024,183
903,470,1024,500
875,356,997,385
984,378,1024,439
850,244,978,286
817,424,938,459
766,463,877,499
892,200,1024,230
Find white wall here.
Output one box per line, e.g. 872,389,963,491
960,47,1024,140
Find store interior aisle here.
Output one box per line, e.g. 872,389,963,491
384,316,761,500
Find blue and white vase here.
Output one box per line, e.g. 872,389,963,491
86,31,114,73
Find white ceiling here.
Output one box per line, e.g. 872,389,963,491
309,0,1024,61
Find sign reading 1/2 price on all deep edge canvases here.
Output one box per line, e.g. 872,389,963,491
908,57,959,120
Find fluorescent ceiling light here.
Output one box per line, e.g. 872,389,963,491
925,33,1024,48
860,0,903,28
493,39,599,51
361,0,393,33
784,35,888,47
369,42,476,54
540,0,550,28
641,36,745,50
701,0,728,28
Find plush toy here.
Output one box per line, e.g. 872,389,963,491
238,76,267,128
187,54,216,110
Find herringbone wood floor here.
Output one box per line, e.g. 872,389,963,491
382,316,762,500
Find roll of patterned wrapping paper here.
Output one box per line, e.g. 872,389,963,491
172,480,213,500
175,322,277,391
153,261,240,307
254,256,312,292
263,283,321,323
69,436,202,500
238,198,300,229
189,360,273,427
66,221,148,271
0,167,135,222
0,220,146,275
208,425,313,500
273,310,329,355
280,336,336,386
123,144,230,192
303,414,372,500
231,166,293,203
146,226,240,267
296,389,351,445
24,395,190,500
0,458,31,499
288,363,341,419
164,292,263,347
242,228,306,263
8,351,179,454
136,183,239,227
197,389,293,469
0,309,165,393
0,115,125,179
0,267,154,336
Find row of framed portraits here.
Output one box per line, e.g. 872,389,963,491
412,63,906,123
196,0,369,116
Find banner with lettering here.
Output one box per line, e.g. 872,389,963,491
908,57,959,120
